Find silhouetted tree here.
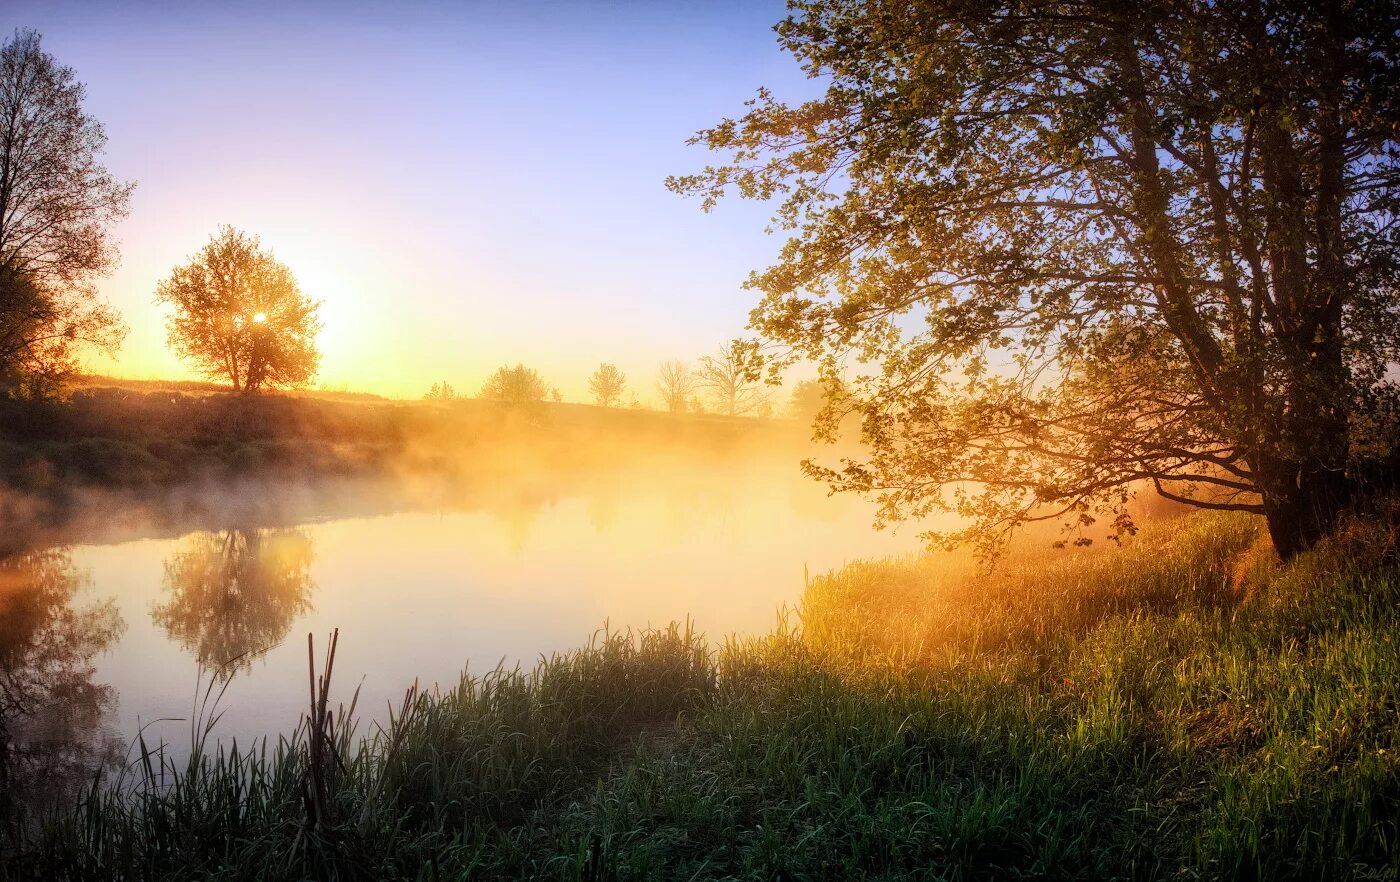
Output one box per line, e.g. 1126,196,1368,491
157,227,322,393
480,363,549,404
697,346,766,417
656,360,697,415
152,528,314,676
424,381,457,402
673,0,1400,558
588,362,627,407
0,30,131,398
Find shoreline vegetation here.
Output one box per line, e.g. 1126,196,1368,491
0,377,804,545
7,507,1398,880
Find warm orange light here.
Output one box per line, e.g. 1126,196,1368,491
252,312,267,323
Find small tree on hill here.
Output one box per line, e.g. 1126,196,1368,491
424,381,456,402
588,363,627,407
156,226,321,393
657,360,697,415
697,346,766,417
480,363,549,404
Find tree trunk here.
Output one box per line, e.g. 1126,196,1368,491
1258,455,1351,560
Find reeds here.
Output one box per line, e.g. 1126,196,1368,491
10,512,1400,880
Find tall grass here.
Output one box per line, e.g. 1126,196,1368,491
8,511,1399,880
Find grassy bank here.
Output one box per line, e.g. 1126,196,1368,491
0,381,800,541
10,510,1400,880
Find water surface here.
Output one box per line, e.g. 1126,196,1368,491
1,455,920,807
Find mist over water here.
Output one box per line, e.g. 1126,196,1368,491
6,452,921,771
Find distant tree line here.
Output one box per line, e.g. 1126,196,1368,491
417,346,838,420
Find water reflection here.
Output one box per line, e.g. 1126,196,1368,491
0,548,125,841
151,528,315,675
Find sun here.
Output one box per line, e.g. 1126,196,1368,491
252,312,267,323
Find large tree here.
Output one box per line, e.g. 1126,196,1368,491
0,30,131,398
672,0,1400,558
588,362,627,407
157,226,322,393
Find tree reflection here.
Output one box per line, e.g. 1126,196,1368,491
0,548,125,842
152,528,315,675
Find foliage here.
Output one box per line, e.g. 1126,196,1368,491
156,227,322,393
15,509,1400,879
0,30,131,399
587,362,627,407
479,363,550,405
423,381,457,402
670,0,1400,559
656,359,697,415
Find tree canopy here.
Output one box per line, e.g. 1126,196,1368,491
672,0,1400,558
0,30,131,398
156,227,322,393
424,381,458,402
480,363,550,404
588,362,627,407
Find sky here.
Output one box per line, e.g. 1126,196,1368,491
4,0,813,400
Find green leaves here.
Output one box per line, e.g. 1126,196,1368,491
677,0,1400,556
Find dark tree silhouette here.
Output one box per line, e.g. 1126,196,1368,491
673,0,1400,557
0,30,131,398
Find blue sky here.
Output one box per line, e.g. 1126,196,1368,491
3,0,814,398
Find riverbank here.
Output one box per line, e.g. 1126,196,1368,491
0,379,803,544
9,507,1398,880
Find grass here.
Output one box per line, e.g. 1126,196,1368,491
0,383,798,502
7,509,1400,880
